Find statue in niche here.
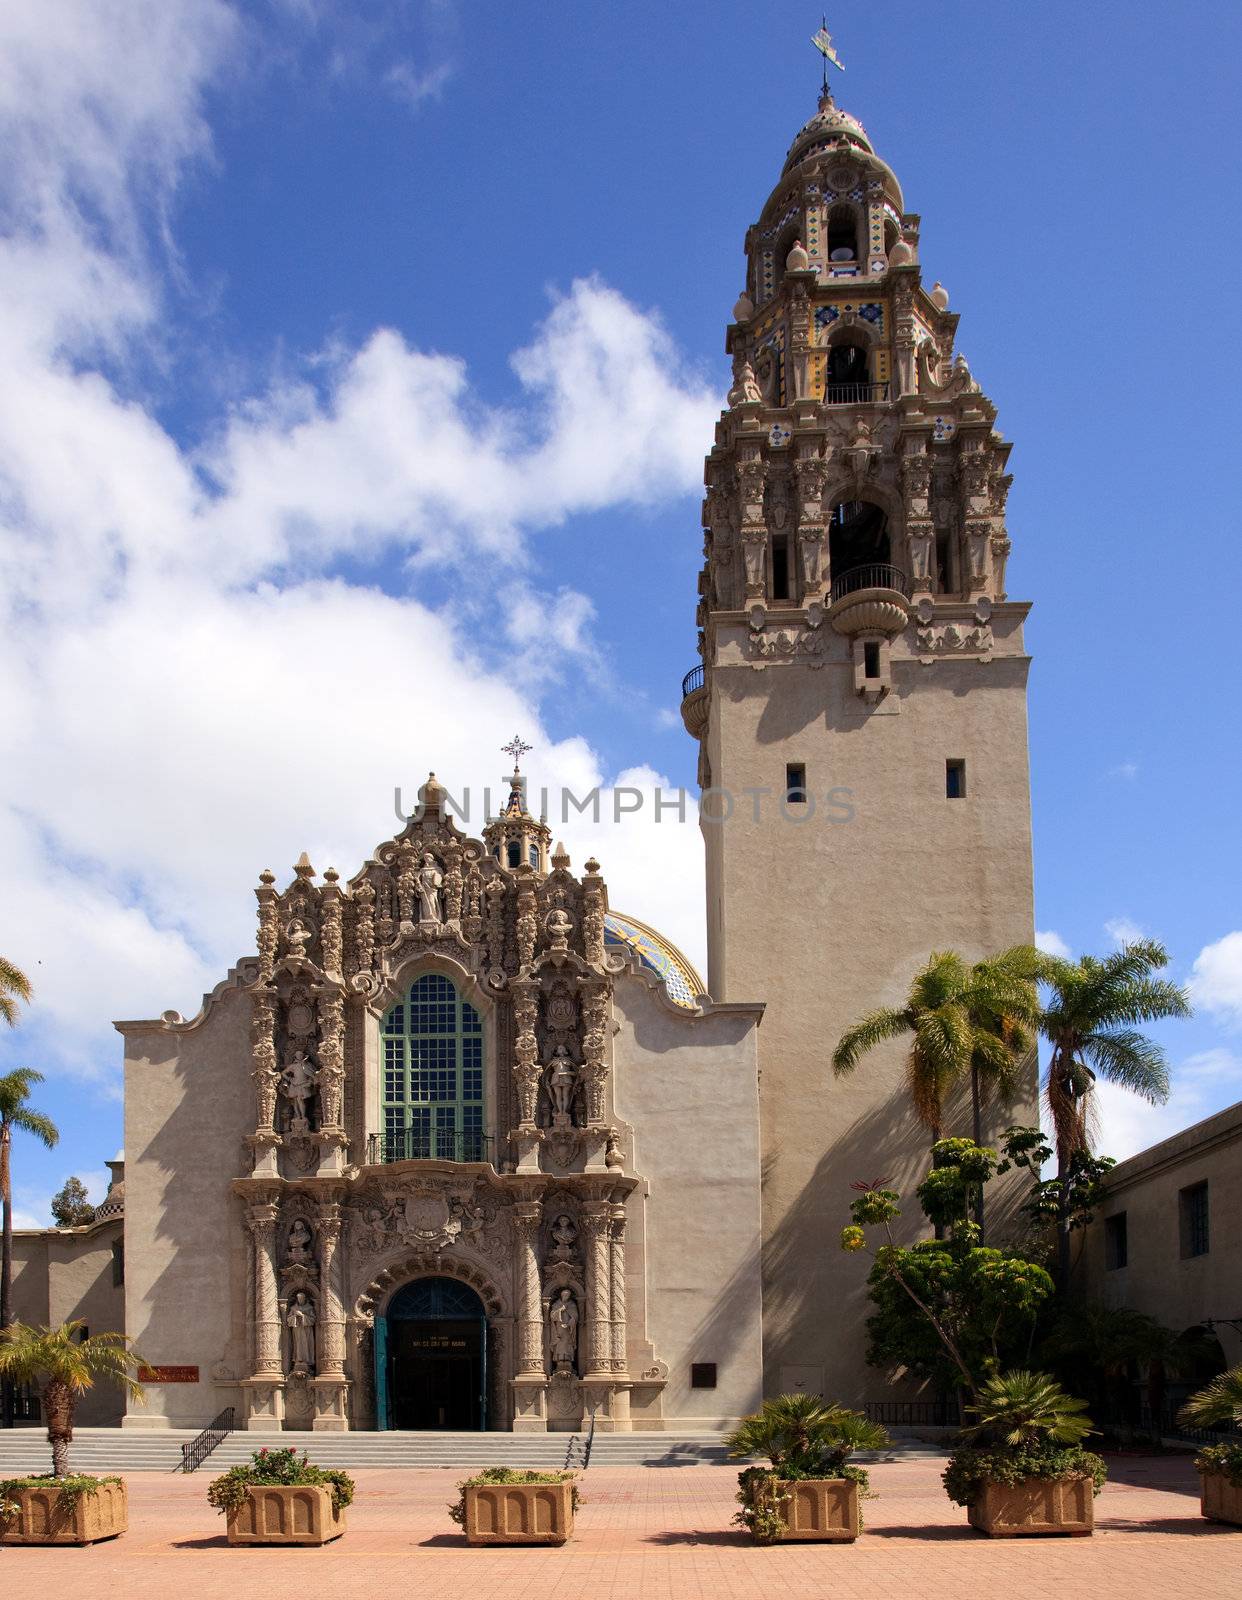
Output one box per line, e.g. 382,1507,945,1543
287,1291,317,1374
416,851,444,925
545,905,573,954
550,1214,577,1262
280,1050,318,1129
285,1218,314,1265
284,918,312,960
727,356,763,408
545,1046,580,1127
548,1289,579,1373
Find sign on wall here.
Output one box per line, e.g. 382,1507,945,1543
137,1365,199,1383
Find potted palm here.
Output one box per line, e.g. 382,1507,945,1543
207,1446,354,1545
725,1393,889,1543
0,1320,145,1545
1178,1366,1242,1524
449,1466,579,1546
943,1370,1106,1536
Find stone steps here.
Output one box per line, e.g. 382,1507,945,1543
0,1427,735,1474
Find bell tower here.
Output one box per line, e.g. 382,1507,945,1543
683,84,1037,1399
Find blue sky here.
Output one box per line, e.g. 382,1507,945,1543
2,0,1240,1222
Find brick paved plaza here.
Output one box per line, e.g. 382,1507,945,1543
1,1452,1233,1600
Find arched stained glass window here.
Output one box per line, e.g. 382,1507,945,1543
381,974,484,1162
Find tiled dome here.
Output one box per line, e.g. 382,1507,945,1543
604,912,704,1010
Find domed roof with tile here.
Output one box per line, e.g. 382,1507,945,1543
604,911,704,1010
95,1179,125,1220
783,87,874,171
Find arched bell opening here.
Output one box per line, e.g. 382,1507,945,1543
826,202,860,264
825,342,870,401
375,1275,489,1431
829,500,890,586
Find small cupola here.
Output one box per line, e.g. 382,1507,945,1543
483,756,552,874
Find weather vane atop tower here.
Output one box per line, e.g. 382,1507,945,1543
811,18,845,93
502,735,533,771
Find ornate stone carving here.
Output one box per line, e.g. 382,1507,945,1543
351,878,375,980
916,622,993,654
580,989,609,1126
316,992,345,1131
514,1202,544,1374
416,851,443,925
280,1049,317,1131
251,991,279,1136
286,1290,317,1375
247,1200,282,1376
512,986,541,1128
319,875,343,978
747,627,828,660
545,1045,581,1128
548,1288,579,1374
256,871,279,982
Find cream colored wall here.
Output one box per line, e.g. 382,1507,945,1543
119,981,253,1427
612,976,765,1427
1077,1102,1242,1368
9,1219,125,1425
705,630,1037,1403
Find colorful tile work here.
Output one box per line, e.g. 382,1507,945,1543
768,423,792,448
604,913,702,1009
933,415,956,442
814,305,840,332
859,302,883,325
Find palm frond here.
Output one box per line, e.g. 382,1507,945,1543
1179,1367,1242,1430
832,1008,911,1075
0,956,33,1026
1082,1028,1170,1104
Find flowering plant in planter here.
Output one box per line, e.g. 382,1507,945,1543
207,1448,355,1515
725,1393,889,1543
942,1370,1106,1509
447,1466,581,1527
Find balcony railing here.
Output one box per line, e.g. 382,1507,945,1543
366,1130,494,1165
864,1398,960,1428
681,663,705,699
824,381,889,405
830,563,910,604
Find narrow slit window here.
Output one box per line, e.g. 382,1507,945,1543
1104,1212,1127,1271
785,763,807,804
863,640,881,679
946,759,966,799
771,536,790,600
1180,1182,1209,1258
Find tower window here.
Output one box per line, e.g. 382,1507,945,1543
863,641,880,679
827,204,858,262
829,501,889,583
785,763,807,803
826,343,869,400
945,759,966,799
507,841,520,868
771,536,790,600
1180,1182,1209,1258
1104,1212,1128,1271
528,845,539,868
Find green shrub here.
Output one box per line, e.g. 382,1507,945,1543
942,1444,1106,1507
1194,1442,1242,1485
0,1472,121,1518
206,1447,354,1515
447,1466,581,1527
943,1370,1106,1507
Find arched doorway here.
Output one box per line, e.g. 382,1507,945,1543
376,1276,488,1431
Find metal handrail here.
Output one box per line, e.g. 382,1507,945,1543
365,1131,493,1165
179,1405,235,1473
681,664,705,699
582,1408,598,1469
830,563,910,603
824,381,889,404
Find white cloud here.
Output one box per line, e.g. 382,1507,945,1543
385,59,452,107
1104,916,1145,947
0,1,714,1092
11,1166,111,1231
1035,928,1071,959
1110,760,1139,781
1094,1048,1242,1161
1190,931,1242,1029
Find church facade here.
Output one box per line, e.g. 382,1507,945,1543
13,81,1037,1432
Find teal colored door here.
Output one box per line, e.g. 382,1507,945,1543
380,1277,488,1431
373,1313,390,1431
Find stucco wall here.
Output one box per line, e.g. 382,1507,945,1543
612,976,764,1428
119,977,253,1427
1076,1101,1242,1368
704,636,1038,1403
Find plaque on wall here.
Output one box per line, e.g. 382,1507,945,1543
137,1365,200,1383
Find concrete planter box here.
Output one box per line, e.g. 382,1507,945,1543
0,1479,128,1545
1200,1470,1242,1525
225,1484,346,1546
967,1474,1094,1537
464,1478,575,1546
772,1477,860,1543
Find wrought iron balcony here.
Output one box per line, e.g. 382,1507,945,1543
682,663,705,698
680,663,708,739
365,1131,494,1166
823,381,889,405
830,563,910,604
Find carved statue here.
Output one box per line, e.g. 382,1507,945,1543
548,1288,579,1372
416,852,444,925
551,1213,578,1261
545,905,573,955
546,1046,580,1125
280,1050,318,1127
287,1290,317,1373
285,1218,314,1264
727,356,763,408
284,918,312,959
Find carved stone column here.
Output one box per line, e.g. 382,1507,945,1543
511,1201,548,1431
583,1206,612,1378
247,989,281,1177
512,981,542,1159
312,1200,349,1431
609,1200,628,1373
315,988,348,1175
243,1197,285,1429
581,984,610,1128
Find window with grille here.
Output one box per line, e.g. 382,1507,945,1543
1180,1181,1209,1258
381,974,485,1161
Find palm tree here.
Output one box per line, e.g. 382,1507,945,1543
1036,940,1189,1281
963,1369,1094,1450
725,1392,889,1475
1,1068,59,1330
833,950,1037,1234
1179,1366,1242,1432
0,1321,145,1476
1040,1301,1180,1428
0,956,32,1028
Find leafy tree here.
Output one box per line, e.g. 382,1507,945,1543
50,1177,96,1228
0,1321,145,1476
841,1142,1054,1404
0,956,32,1029
832,950,1038,1236
1035,940,1189,1282
1,1068,59,1329
1038,1300,1180,1426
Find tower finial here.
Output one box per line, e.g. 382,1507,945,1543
501,734,533,772
811,18,845,98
